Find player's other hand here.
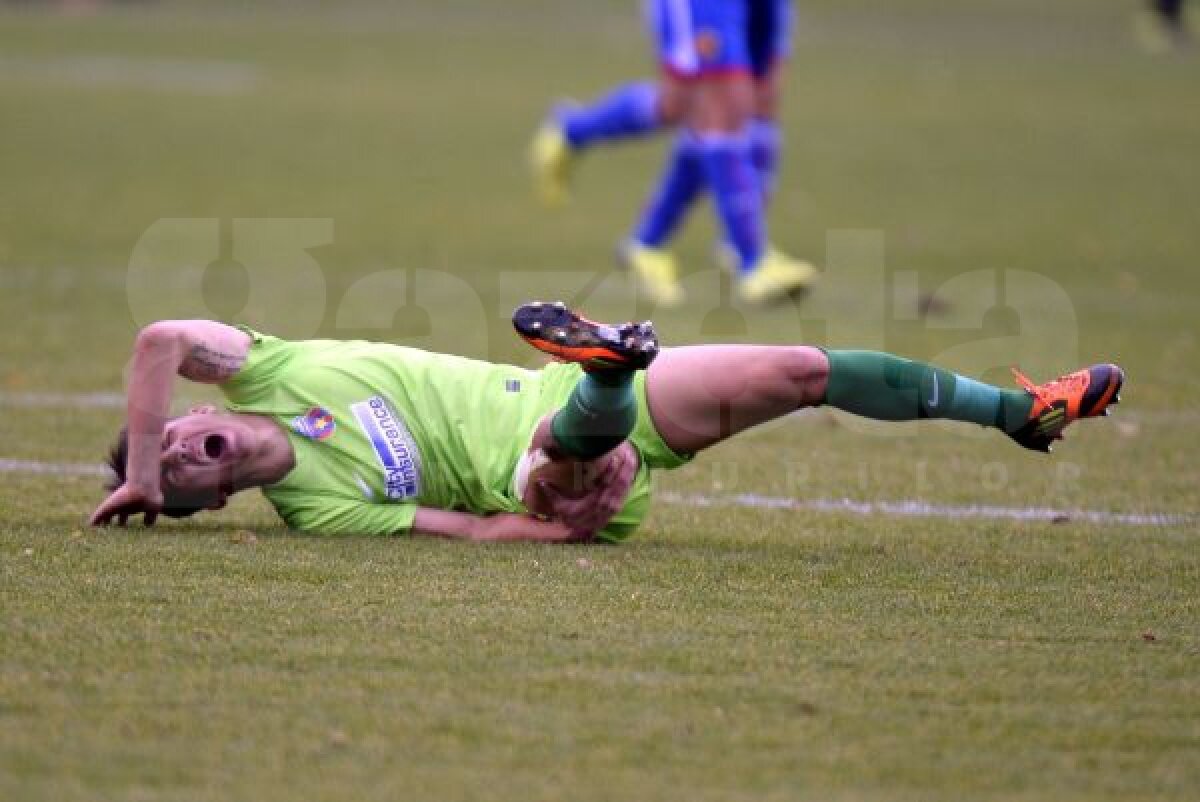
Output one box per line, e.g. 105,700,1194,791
89,483,163,527
540,442,638,539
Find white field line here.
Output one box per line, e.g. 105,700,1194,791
659,492,1192,529
0,56,261,95
0,391,125,409
0,459,108,478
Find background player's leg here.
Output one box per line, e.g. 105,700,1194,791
747,0,787,204
689,77,764,276
615,73,696,305
556,81,668,151
748,116,780,201
749,67,782,203
532,78,685,207
630,131,705,249
688,76,815,302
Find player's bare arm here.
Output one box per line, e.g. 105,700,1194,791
89,321,251,526
411,508,585,543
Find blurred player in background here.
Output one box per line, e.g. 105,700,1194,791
531,0,817,306
1136,0,1191,52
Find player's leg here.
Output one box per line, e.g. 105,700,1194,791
714,65,783,273
546,0,693,153
676,2,815,303
627,128,706,252
512,303,660,529
513,301,659,460
645,345,1123,454
621,81,705,307
644,344,825,453
531,80,675,207
530,0,697,207
747,0,790,203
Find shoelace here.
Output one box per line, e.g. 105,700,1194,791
1011,366,1086,413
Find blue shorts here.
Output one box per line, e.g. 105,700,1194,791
645,0,793,80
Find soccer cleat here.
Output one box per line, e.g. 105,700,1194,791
513,301,659,372
617,241,685,307
714,242,795,275
530,118,575,207
737,249,819,304
1007,363,1125,453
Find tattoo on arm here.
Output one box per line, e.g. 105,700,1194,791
183,344,246,381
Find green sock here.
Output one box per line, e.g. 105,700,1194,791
550,369,638,460
823,350,1033,433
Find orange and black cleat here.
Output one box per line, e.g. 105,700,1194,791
1007,363,1124,453
513,301,659,372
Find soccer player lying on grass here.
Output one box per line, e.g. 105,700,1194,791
90,302,1124,542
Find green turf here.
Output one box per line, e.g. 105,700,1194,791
1,1,1198,800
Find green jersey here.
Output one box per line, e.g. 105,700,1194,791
221,329,563,535
220,329,686,540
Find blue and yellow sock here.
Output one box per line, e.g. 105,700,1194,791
695,130,766,274
748,117,780,201
632,132,705,247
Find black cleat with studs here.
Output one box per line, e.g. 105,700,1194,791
512,301,660,372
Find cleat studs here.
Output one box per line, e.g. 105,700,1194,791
553,301,566,310
530,321,542,332
641,342,656,352
554,330,567,342
531,301,543,309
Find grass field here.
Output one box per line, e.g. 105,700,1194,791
1,1,1198,799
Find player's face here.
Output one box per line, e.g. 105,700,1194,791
159,408,246,502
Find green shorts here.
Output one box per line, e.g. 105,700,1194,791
537,363,692,542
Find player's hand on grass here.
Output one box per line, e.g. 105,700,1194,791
89,483,163,527
540,442,638,539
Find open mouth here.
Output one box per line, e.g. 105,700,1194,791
203,434,226,460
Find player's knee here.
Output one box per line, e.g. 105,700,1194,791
656,80,687,125
776,346,829,406
753,79,779,119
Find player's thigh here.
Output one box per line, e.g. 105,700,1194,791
644,344,829,454
656,74,689,125
753,64,782,119
687,77,754,132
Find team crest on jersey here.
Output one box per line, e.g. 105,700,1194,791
695,28,722,60
291,407,336,440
